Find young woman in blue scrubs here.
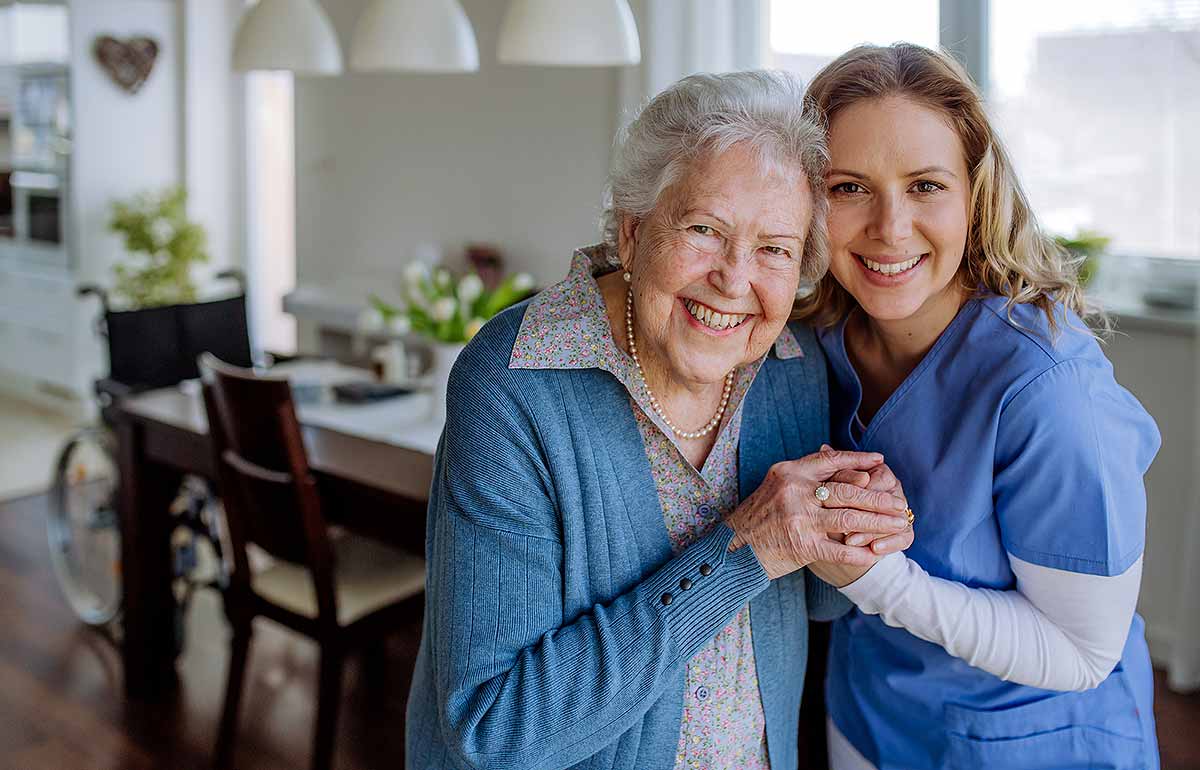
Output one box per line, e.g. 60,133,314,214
796,44,1162,769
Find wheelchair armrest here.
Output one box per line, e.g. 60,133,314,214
215,269,246,294
261,350,317,367
94,378,139,402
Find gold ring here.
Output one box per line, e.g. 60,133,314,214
905,507,915,526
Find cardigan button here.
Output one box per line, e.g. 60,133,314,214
661,592,673,606
695,685,710,702
697,504,712,516
699,563,713,577
679,578,693,591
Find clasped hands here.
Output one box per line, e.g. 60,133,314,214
725,445,911,586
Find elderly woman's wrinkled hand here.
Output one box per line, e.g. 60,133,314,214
805,452,915,588
724,449,911,580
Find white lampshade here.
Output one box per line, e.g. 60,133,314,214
350,0,479,73
497,0,641,67
232,0,343,75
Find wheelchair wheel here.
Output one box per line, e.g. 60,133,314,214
47,428,122,627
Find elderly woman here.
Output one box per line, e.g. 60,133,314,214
404,71,914,770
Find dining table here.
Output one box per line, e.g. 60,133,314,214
114,362,441,699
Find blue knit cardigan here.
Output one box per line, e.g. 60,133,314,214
405,299,848,770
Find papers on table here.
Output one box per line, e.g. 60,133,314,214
272,359,443,455
298,393,442,456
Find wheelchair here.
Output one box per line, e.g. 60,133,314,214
47,270,253,651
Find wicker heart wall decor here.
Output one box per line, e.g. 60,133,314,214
93,36,159,95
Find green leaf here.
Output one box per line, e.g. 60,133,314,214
368,294,399,319
1053,228,1111,257
107,185,211,308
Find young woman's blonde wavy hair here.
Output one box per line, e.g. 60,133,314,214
795,43,1103,337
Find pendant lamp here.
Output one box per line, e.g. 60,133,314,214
497,0,641,67
232,0,343,75
350,0,479,73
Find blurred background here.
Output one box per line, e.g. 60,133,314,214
0,1,1197,768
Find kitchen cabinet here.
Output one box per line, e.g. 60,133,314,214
0,0,181,415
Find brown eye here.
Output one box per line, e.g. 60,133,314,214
762,245,791,259
689,224,716,236
913,180,945,194
831,182,865,195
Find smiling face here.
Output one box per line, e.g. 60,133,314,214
618,142,812,388
825,95,971,327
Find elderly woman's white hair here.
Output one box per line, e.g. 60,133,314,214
601,70,830,283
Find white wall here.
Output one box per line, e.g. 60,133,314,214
69,0,181,287
1105,321,1196,667
181,0,244,281
294,0,621,296
1177,319,1200,691
71,0,242,286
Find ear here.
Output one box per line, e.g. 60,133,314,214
616,213,640,273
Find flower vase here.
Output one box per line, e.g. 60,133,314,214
428,341,466,425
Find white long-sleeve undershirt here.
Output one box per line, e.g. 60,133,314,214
827,552,1143,770
839,551,1142,692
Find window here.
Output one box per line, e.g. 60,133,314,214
990,1,1200,260
766,0,940,84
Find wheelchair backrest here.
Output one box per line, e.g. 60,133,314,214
105,294,253,390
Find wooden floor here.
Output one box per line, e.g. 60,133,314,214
2,488,1199,770
0,396,76,501
0,490,419,770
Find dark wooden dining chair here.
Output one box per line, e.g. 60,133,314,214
198,353,425,770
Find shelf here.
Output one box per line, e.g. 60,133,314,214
0,61,69,75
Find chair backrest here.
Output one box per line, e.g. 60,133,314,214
199,353,336,620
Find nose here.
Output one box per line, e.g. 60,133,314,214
708,240,753,297
867,192,913,246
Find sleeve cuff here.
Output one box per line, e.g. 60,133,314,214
640,523,771,660
837,550,908,614
805,571,854,622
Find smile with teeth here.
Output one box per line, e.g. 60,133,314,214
683,299,749,331
857,254,926,276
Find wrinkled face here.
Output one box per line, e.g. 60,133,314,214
619,143,812,387
825,96,971,325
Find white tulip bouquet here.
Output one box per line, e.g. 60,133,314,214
360,262,535,344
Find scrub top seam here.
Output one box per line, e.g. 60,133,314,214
1081,354,1122,573
977,298,1061,363
995,357,1096,421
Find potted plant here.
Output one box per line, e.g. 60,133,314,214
1053,228,1110,288
108,186,210,308
361,262,534,423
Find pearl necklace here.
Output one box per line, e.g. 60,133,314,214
625,287,733,440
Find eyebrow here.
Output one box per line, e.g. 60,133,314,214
906,165,958,179
828,166,959,180
683,208,801,241
684,208,733,229
828,168,869,180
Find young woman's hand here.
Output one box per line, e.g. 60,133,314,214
807,445,914,587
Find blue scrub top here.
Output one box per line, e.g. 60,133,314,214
818,294,1161,770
